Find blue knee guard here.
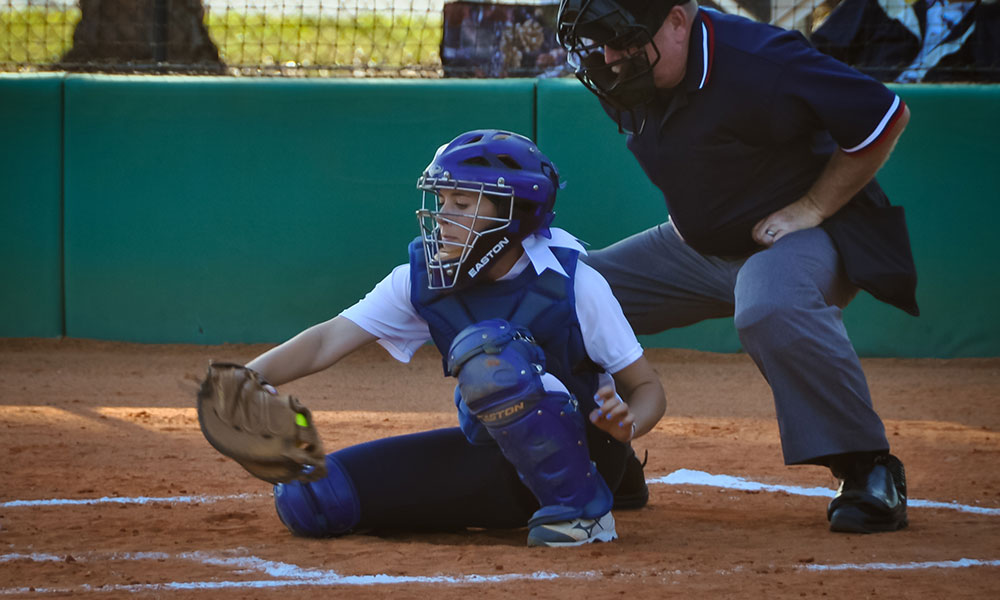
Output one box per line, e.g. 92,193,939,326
273,454,361,538
448,319,613,525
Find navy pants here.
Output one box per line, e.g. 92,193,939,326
334,422,627,532
584,222,890,465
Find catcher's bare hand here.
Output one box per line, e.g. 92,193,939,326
196,362,327,484
588,386,636,443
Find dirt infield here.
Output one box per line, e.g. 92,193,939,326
2,337,999,598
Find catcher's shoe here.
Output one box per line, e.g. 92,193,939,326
613,449,649,510
827,454,908,534
526,511,617,547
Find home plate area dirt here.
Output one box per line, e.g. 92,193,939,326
1,338,998,598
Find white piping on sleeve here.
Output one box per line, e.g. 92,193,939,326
842,95,901,153
698,23,709,90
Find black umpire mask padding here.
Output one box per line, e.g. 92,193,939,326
577,42,656,112
558,0,672,123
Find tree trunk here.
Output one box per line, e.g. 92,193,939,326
61,0,224,72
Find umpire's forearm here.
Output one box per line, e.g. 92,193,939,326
807,103,910,220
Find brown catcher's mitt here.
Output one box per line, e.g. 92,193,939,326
196,362,327,484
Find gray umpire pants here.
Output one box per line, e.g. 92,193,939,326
584,221,890,465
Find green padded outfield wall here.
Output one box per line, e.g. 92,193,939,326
537,79,1000,358
855,85,1000,358
0,73,64,338
62,76,535,344
2,75,997,356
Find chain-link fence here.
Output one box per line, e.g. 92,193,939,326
1,0,997,80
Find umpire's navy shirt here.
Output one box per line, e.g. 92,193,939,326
613,8,906,258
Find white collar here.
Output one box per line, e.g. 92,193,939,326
498,227,588,281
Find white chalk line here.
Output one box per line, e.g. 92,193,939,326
802,558,1000,572
651,469,1000,516
0,550,593,594
1,549,998,594
5,468,998,516
0,493,265,508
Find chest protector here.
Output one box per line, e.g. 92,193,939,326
408,238,601,409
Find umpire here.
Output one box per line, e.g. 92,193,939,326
556,0,916,533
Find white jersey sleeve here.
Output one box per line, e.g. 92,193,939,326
338,264,432,363
573,261,644,375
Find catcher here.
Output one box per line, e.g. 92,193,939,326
197,129,666,547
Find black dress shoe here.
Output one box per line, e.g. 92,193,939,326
827,453,908,533
613,448,649,510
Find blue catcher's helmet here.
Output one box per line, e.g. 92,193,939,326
416,130,560,290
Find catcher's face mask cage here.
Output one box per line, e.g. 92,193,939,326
416,129,559,290
417,183,515,290
557,0,669,132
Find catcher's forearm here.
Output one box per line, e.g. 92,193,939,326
246,327,326,385
611,355,666,440
624,380,667,439
247,316,377,386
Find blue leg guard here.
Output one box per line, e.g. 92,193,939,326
448,319,613,526
453,386,494,445
273,454,361,538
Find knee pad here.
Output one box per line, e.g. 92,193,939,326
448,319,547,431
447,319,612,523
452,385,494,445
273,454,361,538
